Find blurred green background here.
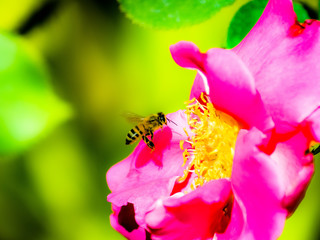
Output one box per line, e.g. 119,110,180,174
0,0,319,239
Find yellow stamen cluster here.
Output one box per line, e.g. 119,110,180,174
179,93,240,190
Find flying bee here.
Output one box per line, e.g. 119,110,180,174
125,112,176,150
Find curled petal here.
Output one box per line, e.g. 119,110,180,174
270,131,314,214
169,41,209,95
146,179,232,240
169,41,205,72
170,41,273,131
230,128,287,240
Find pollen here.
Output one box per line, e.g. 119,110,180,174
179,93,240,189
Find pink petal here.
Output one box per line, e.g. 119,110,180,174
233,0,320,134
169,41,205,72
108,176,177,226
189,73,208,100
229,128,287,240
107,111,190,227
270,131,314,214
145,179,233,240
107,110,189,192
170,41,273,131
303,107,320,142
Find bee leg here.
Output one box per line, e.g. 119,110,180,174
149,131,154,140
142,135,155,150
145,129,154,140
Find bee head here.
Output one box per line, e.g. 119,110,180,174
158,112,167,125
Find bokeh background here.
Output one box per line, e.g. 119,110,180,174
0,0,319,239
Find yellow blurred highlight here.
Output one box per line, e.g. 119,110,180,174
0,0,43,30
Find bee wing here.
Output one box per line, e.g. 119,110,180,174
122,112,145,124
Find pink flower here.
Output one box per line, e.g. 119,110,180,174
106,0,319,239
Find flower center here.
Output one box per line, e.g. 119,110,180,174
179,93,240,190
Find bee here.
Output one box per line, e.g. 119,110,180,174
304,144,320,156
125,112,171,150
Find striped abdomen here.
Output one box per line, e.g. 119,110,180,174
126,125,144,145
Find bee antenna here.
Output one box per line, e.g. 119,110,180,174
167,118,178,126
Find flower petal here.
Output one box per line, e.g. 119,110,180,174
270,131,314,214
230,128,287,240
107,150,179,227
189,73,208,100
107,111,190,227
233,0,320,134
170,41,273,131
107,110,189,191
145,179,232,240
304,107,320,142
169,41,205,71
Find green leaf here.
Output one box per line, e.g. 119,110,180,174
226,0,310,49
293,2,310,23
0,32,71,155
226,0,266,49
118,0,235,29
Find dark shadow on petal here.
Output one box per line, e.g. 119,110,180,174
135,126,172,168
216,194,234,234
118,202,139,232
145,230,152,240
